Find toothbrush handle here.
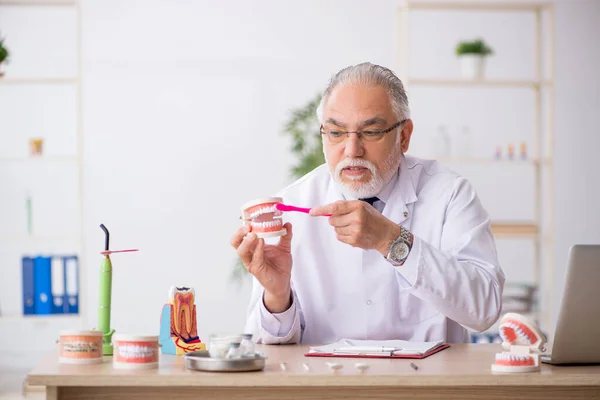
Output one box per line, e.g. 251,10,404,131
289,205,332,216
278,204,332,217
290,206,311,214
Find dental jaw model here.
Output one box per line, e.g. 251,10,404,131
159,286,206,355
491,313,545,373
241,197,286,238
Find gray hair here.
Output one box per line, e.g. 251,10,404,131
316,62,410,123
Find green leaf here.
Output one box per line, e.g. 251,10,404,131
455,38,493,56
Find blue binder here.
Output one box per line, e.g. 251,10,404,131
22,257,36,315
33,256,52,315
64,255,79,314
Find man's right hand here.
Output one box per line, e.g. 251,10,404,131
230,222,293,313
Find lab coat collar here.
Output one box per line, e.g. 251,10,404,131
381,153,418,225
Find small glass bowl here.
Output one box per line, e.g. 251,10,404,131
207,334,242,358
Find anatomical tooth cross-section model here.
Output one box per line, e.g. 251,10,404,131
240,197,286,238
159,286,206,355
491,312,546,373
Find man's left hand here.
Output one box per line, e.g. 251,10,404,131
310,200,401,256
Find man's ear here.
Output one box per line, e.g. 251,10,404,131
400,119,414,153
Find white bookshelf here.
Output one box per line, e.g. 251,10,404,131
0,77,77,84
397,1,555,333
0,0,86,329
407,78,552,88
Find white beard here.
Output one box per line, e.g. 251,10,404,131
327,138,403,199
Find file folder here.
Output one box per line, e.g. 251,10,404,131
22,256,35,315
51,256,67,314
33,256,52,315
305,339,450,359
64,256,79,314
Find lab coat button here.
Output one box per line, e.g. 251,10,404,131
366,300,372,305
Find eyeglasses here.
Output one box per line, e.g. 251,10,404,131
320,119,406,144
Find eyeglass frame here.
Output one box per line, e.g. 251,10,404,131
319,119,407,144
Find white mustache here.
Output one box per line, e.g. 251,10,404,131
334,159,377,179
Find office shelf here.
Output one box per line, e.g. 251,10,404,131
0,314,79,322
401,1,549,12
436,157,551,165
0,0,87,338
0,0,75,5
0,234,82,242
397,1,555,332
406,78,551,88
0,77,77,84
0,155,78,163
491,222,539,238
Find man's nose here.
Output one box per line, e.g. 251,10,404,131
343,133,365,158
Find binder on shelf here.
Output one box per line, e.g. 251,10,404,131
64,255,79,314
22,256,35,315
33,256,52,315
51,256,67,314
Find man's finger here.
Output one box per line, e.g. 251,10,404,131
309,201,352,217
329,214,353,228
230,224,251,249
277,222,293,252
250,237,265,270
335,233,354,246
236,232,259,266
334,226,355,237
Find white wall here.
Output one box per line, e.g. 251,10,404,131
80,0,397,342
1,0,599,372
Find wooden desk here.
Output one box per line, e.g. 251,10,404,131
28,344,600,399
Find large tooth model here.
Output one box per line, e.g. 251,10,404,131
159,286,206,354
491,312,546,373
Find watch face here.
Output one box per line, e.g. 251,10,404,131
392,242,409,261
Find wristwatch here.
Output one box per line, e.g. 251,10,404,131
385,226,413,266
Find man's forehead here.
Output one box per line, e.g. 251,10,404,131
324,115,389,128
322,84,394,124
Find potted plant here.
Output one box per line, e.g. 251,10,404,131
455,38,493,79
0,34,9,77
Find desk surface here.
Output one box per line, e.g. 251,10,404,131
28,343,600,388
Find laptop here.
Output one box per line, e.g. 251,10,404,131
541,244,600,365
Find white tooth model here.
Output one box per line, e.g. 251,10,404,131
491,312,546,373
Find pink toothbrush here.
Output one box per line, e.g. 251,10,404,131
275,203,332,217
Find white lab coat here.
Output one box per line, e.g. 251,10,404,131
243,154,505,344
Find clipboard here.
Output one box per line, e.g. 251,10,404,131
304,341,451,360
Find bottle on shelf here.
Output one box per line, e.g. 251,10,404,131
433,125,451,158
29,138,44,157
507,144,515,160
494,145,502,160
520,142,528,160
454,126,472,158
25,191,32,236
